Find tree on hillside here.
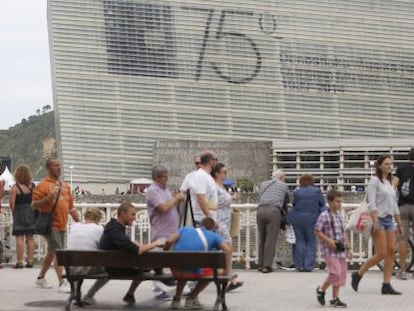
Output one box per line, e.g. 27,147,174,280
42,105,52,114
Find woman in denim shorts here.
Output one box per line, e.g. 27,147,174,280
351,154,404,295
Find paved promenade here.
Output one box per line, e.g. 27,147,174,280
0,265,413,311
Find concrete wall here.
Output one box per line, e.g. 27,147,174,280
152,140,273,190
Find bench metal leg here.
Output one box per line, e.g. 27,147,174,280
214,281,228,311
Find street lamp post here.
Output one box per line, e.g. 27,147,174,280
69,165,74,192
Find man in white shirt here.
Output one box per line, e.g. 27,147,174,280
186,151,218,223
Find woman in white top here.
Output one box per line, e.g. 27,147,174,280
351,155,403,295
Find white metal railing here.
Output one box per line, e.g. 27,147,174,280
0,203,370,268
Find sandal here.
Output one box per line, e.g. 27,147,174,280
26,262,34,268
14,263,24,269
226,281,243,292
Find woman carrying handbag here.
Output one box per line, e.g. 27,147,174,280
351,154,404,295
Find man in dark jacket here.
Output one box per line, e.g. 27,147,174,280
100,201,162,305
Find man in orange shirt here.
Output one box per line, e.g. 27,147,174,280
32,158,79,292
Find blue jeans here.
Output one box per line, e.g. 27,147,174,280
292,223,317,271
378,215,394,232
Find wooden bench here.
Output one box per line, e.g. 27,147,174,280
56,250,233,311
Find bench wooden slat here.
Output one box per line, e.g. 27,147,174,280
56,250,227,269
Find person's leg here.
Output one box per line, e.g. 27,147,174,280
188,280,210,299
174,280,187,298
38,250,54,278
359,230,386,276
84,278,109,298
26,235,35,265
15,235,24,265
383,229,396,283
292,224,305,270
263,208,281,269
256,209,266,269
399,204,410,273
332,286,339,299
304,225,317,271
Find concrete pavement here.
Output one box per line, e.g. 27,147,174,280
0,265,413,310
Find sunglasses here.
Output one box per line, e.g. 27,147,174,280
195,162,201,165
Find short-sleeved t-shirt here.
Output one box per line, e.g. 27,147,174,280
173,227,223,273
146,182,179,240
32,177,74,231
189,169,218,221
67,222,103,250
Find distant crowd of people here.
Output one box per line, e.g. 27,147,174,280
0,147,414,309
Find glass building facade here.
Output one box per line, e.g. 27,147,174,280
48,0,414,183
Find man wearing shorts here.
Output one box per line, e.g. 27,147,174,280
395,147,414,280
164,217,231,310
32,158,79,292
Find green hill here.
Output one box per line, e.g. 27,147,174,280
0,110,56,179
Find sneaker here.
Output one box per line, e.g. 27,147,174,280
58,281,71,293
35,278,52,289
316,286,325,306
330,297,347,308
82,296,97,305
123,294,135,305
171,296,181,309
351,271,361,292
156,291,172,301
395,271,409,280
183,284,192,296
184,297,203,310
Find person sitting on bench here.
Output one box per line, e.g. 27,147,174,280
100,201,163,305
164,217,231,310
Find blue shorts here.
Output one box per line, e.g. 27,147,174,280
378,215,394,232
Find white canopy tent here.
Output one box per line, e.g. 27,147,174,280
129,177,153,194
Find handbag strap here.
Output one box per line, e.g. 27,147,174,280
50,182,62,216
195,228,208,251
328,210,344,241
183,191,196,227
261,180,277,196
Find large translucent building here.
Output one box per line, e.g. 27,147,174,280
48,0,414,186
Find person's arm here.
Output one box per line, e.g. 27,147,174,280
367,178,380,232
196,194,212,217
315,229,337,251
138,240,164,254
32,188,57,211
344,232,353,260
219,242,232,275
8,186,17,212
157,192,184,213
164,232,180,250
69,208,80,222
394,213,404,236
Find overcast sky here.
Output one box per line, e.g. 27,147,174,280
0,1,52,130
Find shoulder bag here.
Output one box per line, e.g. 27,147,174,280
35,185,61,235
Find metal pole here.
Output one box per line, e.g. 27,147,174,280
69,165,74,191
